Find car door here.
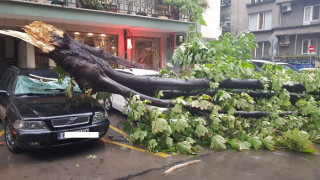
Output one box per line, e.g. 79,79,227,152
0,67,19,122
0,66,19,95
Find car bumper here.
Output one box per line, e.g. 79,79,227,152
14,120,109,149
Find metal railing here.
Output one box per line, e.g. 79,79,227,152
17,0,190,21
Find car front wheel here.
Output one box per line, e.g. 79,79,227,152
104,98,113,111
5,122,21,153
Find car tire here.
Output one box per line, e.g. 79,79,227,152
5,121,22,153
104,98,113,111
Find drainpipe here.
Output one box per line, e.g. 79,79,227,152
262,42,265,59
294,33,297,56
124,30,127,59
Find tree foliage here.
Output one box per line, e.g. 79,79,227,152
125,31,320,154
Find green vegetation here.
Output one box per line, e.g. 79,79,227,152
122,1,319,155
124,31,320,154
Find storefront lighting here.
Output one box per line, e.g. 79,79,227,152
126,29,132,50
74,32,80,35
127,38,132,50
111,46,115,50
100,34,106,37
87,33,93,36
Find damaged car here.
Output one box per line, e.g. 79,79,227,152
0,66,110,153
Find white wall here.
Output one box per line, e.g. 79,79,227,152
18,41,35,69
201,0,222,40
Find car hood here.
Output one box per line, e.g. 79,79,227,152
14,95,103,119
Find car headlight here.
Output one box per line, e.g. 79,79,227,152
93,112,107,123
13,120,48,130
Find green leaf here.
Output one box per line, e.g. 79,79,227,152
210,135,226,150
228,139,251,151
177,141,192,154
186,137,196,145
199,19,207,26
248,137,262,150
166,137,173,148
96,92,111,100
171,117,189,132
195,124,208,137
262,136,275,150
152,118,168,134
65,80,73,98
131,129,147,143
283,129,318,153
148,139,158,152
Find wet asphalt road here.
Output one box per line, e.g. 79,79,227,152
0,111,319,180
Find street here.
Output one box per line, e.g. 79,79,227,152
0,111,319,180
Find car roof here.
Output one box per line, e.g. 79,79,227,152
249,59,289,65
115,68,159,76
19,69,58,79
249,59,272,63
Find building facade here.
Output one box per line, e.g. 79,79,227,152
0,0,220,75
221,0,320,62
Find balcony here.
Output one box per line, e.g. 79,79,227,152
14,0,191,21
0,0,192,33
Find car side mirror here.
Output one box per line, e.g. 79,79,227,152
0,90,9,97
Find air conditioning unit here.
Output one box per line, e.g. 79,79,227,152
281,2,292,13
279,36,290,46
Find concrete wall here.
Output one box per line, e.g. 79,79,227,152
202,0,222,39
230,0,250,36
280,2,305,27
280,0,320,28
278,33,320,56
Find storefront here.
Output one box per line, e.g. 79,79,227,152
133,37,161,69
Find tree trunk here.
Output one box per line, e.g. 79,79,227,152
0,21,317,109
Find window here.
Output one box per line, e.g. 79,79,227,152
302,39,316,54
70,32,118,56
221,0,231,6
250,0,273,4
134,37,160,70
304,4,320,25
249,11,272,31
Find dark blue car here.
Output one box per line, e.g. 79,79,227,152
0,67,109,153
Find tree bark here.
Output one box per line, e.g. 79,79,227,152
0,21,317,109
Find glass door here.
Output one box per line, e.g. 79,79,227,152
133,37,160,69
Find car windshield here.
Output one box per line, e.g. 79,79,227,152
280,64,300,73
15,75,82,95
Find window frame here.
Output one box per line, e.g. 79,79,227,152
221,0,231,6
249,11,272,31
303,4,320,25
301,39,317,55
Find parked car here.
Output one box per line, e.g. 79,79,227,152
249,59,300,73
299,68,318,72
0,67,110,153
107,68,167,113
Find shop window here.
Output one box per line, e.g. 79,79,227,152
70,32,118,56
134,37,160,70
304,4,320,25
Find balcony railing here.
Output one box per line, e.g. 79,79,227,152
17,0,190,21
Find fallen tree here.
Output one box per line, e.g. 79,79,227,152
1,21,319,154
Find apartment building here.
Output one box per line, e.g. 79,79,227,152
0,0,220,75
221,0,320,61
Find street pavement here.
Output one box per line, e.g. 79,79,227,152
0,111,319,180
